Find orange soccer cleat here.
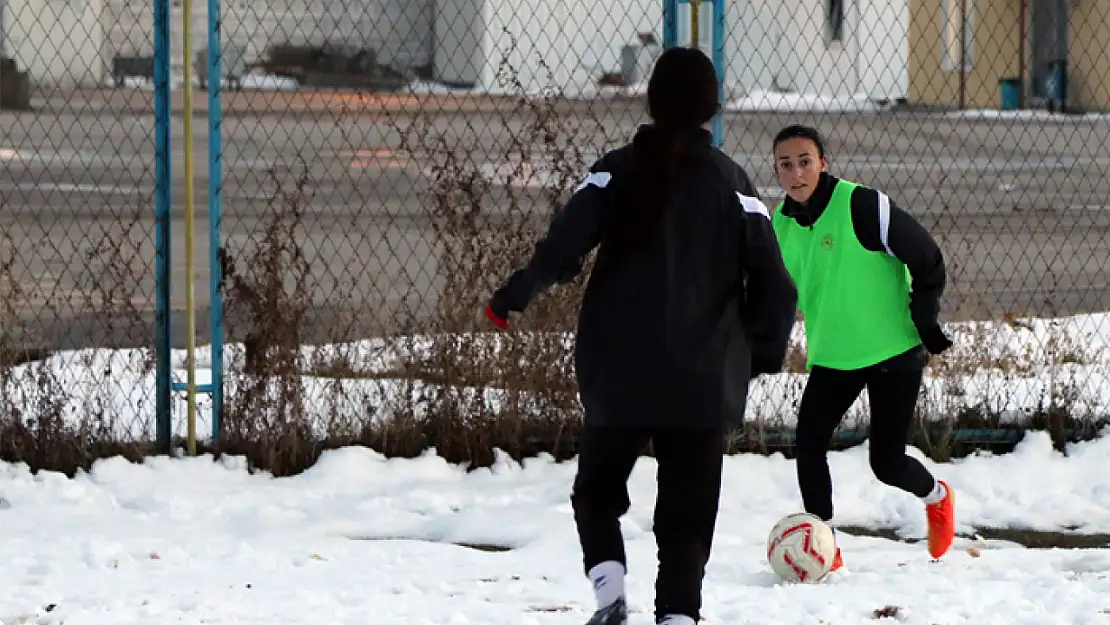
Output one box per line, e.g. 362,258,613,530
926,480,956,559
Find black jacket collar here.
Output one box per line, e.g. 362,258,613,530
633,124,714,147
781,172,839,228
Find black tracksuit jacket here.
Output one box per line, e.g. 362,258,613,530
487,127,798,431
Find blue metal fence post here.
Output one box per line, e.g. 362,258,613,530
665,0,724,147
711,0,726,147
153,0,173,453
663,0,679,48
207,0,225,444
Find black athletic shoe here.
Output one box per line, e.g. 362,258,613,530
584,597,628,625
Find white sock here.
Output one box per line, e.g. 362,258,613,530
658,615,696,625
587,560,625,610
922,480,947,505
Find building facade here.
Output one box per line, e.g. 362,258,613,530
434,0,911,100
4,0,921,101
3,0,106,88
908,0,1110,112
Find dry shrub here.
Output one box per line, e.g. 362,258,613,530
208,35,621,476
216,161,323,470
912,312,1108,458
0,204,153,475
738,307,1109,459
378,39,616,467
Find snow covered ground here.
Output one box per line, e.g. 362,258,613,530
726,90,888,113
3,311,1107,441
404,78,650,99
1,430,1109,624
404,82,1110,120
94,74,1110,122
946,108,1110,122
405,82,890,113
104,73,299,91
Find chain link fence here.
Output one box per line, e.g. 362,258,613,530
1,0,1108,474
0,0,165,470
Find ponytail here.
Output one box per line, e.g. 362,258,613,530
606,124,690,258
601,46,718,260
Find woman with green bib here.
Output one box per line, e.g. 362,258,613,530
769,124,956,571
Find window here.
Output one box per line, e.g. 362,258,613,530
826,0,844,43
941,0,974,71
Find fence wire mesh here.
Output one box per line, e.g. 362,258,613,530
1,0,1109,473
0,0,164,467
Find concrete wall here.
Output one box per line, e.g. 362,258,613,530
4,0,105,88
858,0,910,99
2,0,914,96
435,0,910,99
474,0,661,94
434,0,663,95
769,0,860,96
432,0,484,87
102,0,434,75
908,0,1024,108
763,0,908,99
1068,1,1110,112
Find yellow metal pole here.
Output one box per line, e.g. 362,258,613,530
181,0,198,457
690,0,699,48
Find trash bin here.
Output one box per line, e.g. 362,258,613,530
0,56,32,110
1044,59,1067,112
999,77,1021,111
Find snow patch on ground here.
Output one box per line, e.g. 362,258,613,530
1,431,1109,623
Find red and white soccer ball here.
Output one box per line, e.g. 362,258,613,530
766,512,838,583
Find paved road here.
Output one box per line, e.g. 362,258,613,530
2,92,1109,352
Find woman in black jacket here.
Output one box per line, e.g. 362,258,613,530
485,47,798,625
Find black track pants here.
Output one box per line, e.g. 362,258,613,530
570,425,725,622
795,347,937,521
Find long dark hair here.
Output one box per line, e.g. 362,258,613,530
772,124,827,159
606,46,720,257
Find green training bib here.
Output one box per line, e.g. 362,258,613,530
771,179,922,370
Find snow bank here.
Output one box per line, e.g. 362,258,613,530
1,431,1110,623
2,312,1108,441
727,89,885,113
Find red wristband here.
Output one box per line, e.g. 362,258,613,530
485,304,508,329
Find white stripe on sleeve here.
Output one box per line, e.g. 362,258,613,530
575,171,612,192
876,191,895,256
736,192,770,220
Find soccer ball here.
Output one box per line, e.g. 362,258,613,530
766,512,838,583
